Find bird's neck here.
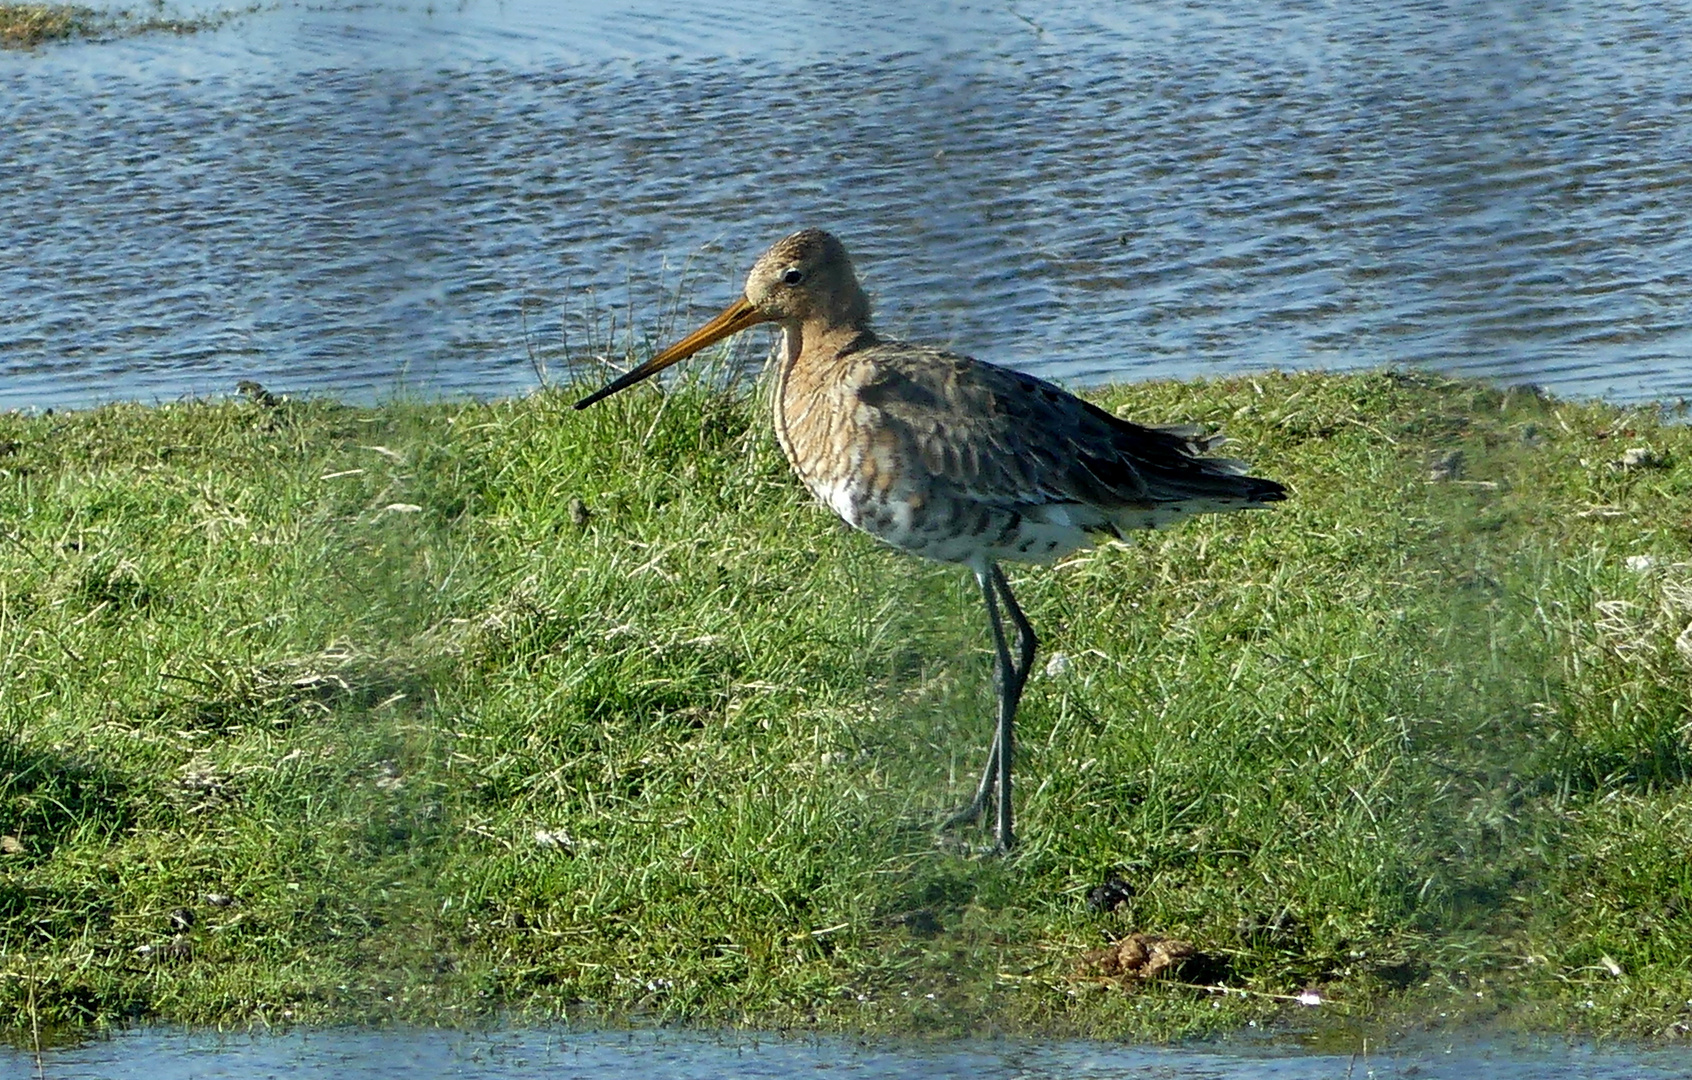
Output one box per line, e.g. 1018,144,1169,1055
783,275,872,365
781,318,874,370
774,318,875,459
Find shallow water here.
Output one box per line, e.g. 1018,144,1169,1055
7,1027,1692,1080
3,1,1691,411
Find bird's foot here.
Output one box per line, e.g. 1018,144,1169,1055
931,832,1010,859
940,798,987,832
936,803,1015,858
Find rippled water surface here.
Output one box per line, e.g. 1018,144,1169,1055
9,1028,1692,1080
3,1,1691,410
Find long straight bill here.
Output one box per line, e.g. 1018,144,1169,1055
573,296,772,409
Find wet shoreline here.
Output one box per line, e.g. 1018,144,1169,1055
10,1024,1692,1079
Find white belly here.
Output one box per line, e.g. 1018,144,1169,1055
805,476,1096,567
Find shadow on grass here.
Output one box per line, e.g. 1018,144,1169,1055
147,648,435,735
0,737,134,856
1560,736,1692,798
0,739,130,955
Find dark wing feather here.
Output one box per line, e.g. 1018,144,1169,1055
852,343,1285,512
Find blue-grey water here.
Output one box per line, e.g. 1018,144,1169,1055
6,1027,1692,1080
3,0,1691,411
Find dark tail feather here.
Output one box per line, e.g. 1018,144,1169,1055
1243,475,1288,504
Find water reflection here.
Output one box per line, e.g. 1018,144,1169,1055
2,1,1690,410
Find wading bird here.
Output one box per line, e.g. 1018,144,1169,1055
576,229,1285,852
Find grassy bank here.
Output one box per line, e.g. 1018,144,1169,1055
1,2,237,48
2,370,1691,1042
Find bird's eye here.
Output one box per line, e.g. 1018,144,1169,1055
782,268,805,286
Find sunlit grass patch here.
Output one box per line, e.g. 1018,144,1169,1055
1,1,247,48
0,3,94,46
3,371,1692,1040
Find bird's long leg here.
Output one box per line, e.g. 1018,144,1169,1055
942,569,1004,832
991,564,1038,689
989,562,1037,851
942,563,1038,852
946,731,997,831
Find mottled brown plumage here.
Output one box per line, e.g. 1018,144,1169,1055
577,228,1286,852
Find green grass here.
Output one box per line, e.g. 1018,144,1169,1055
0,2,243,48
0,3,86,45
3,369,1691,1041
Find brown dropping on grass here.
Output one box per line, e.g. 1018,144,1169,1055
1077,932,1201,984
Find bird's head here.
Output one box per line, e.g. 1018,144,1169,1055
574,228,867,410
